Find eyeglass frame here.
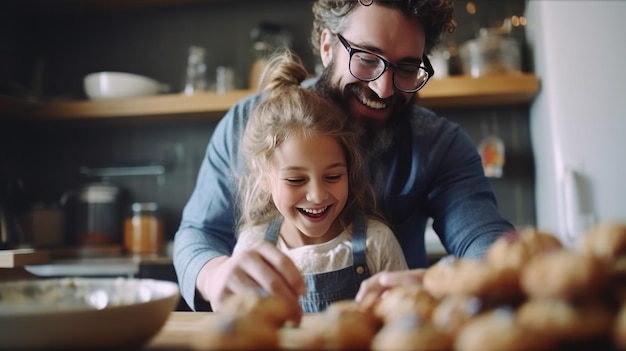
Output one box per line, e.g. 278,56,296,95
336,33,434,93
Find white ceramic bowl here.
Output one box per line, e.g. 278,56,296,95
84,71,166,100
0,277,180,349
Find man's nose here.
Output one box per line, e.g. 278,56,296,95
368,68,395,99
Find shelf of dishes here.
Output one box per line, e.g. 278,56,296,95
0,73,539,121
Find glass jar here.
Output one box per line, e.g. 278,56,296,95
459,28,521,78
183,46,208,95
123,202,164,255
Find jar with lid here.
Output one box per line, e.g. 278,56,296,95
62,183,124,247
459,23,521,78
183,46,208,95
123,202,164,255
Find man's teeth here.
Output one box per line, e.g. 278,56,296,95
361,96,386,109
302,206,329,215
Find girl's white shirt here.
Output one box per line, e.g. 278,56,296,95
233,218,408,274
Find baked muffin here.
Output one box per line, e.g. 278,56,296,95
578,222,626,261
325,299,383,328
422,255,458,298
371,314,453,351
423,255,522,304
516,298,614,349
486,227,562,271
190,313,280,350
373,284,439,324
520,248,610,301
614,301,626,350
610,257,626,305
454,307,557,351
310,300,381,350
431,294,484,335
219,290,300,327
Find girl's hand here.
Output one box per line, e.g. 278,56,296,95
355,268,426,303
196,241,307,325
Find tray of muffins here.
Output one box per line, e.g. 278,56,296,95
188,222,626,351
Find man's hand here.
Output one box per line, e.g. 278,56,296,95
355,268,427,303
196,241,307,325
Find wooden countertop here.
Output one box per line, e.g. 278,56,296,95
145,312,325,350
22,251,174,278
0,248,51,268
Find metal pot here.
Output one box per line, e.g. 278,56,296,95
0,174,25,249
0,201,23,249
62,183,125,247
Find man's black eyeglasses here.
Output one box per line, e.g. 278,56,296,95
336,33,434,93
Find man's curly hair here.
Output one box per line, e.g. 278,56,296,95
311,0,456,57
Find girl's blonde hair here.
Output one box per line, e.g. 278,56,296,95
237,50,380,233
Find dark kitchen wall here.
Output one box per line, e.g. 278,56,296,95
442,106,535,228
3,0,528,100
1,0,534,244
5,0,316,100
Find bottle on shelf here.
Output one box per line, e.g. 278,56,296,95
183,46,208,95
123,202,164,255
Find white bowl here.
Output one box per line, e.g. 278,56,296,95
84,71,166,100
0,277,180,349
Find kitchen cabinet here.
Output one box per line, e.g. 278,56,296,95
0,73,539,121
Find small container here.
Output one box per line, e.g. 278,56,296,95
21,203,65,248
459,28,521,78
183,46,208,95
215,65,235,94
124,202,164,255
62,183,124,247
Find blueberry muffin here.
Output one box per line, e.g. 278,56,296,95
373,284,439,324
431,294,484,335
455,307,557,351
371,314,453,351
423,255,522,304
578,222,626,261
516,298,614,349
520,249,610,301
486,227,562,271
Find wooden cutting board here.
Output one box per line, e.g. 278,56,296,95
0,248,50,268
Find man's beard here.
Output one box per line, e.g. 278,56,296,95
315,60,416,194
314,59,414,158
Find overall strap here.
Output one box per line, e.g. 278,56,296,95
263,216,283,244
350,213,370,281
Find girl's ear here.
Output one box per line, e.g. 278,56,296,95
320,28,333,68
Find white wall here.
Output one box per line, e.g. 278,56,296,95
525,0,626,244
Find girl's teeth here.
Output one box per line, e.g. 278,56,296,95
303,206,328,214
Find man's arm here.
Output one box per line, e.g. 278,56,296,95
427,121,514,258
172,95,256,311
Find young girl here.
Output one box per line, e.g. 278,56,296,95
234,50,407,313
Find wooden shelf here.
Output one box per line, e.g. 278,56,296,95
0,74,539,122
3,90,254,121
418,73,540,109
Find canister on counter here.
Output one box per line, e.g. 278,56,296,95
123,202,164,255
21,203,65,248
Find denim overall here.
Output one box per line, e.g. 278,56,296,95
263,214,371,313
